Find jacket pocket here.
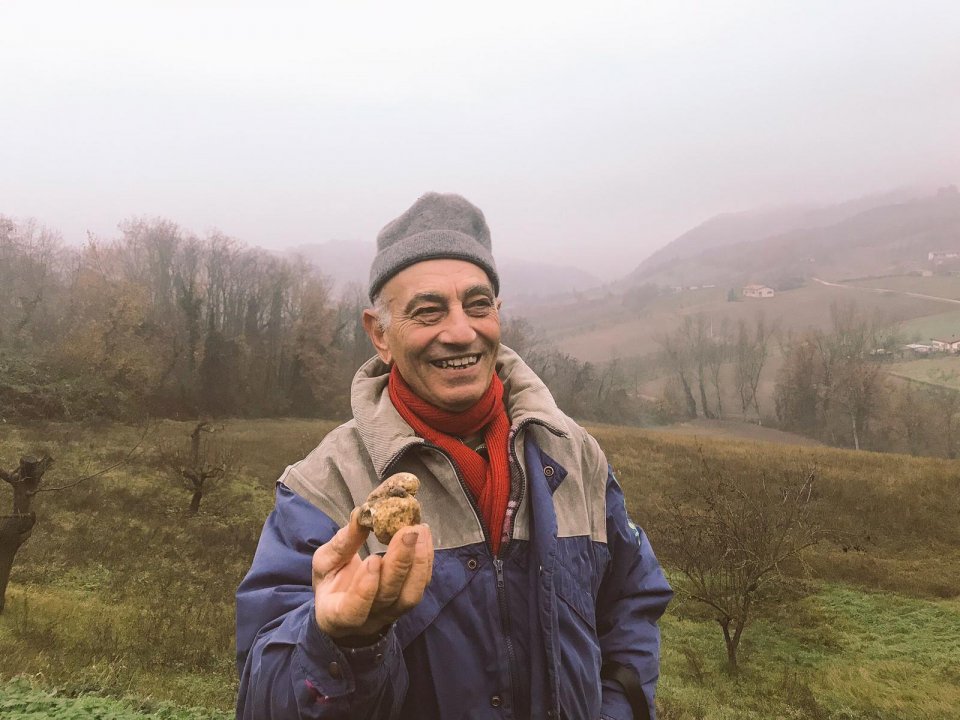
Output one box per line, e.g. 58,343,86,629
555,559,598,630
552,538,609,718
395,546,483,648
553,537,610,629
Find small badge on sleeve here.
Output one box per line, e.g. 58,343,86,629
627,518,642,545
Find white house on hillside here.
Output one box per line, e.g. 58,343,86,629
930,337,960,352
928,251,960,263
742,284,775,298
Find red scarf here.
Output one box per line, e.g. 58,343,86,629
388,366,512,556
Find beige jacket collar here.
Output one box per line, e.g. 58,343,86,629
351,344,571,479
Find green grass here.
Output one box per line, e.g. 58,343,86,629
2,419,959,718
657,584,960,720
0,419,337,714
900,308,960,344
850,274,960,301
0,678,230,719
888,356,960,390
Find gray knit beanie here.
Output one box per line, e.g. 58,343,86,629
368,192,500,301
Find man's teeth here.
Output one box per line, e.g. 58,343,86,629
433,355,480,369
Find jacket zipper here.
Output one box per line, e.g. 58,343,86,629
494,556,522,715
503,415,564,554
503,422,530,556
387,421,567,715
427,443,522,715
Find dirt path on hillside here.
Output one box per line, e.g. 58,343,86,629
811,277,960,306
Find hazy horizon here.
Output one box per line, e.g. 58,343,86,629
2,1,958,277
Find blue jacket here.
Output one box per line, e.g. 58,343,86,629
236,348,672,719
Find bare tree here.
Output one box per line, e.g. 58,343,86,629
776,302,893,448
705,318,731,420
158,421,237,513
929,387,960,459
0,456,48,613
682,314,716,419
734,314,774,422
658,458,822,672
656,327,698,419
833,357,884,451
892,384,929,456
0,436,143,613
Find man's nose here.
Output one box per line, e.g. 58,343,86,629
439,305,478,345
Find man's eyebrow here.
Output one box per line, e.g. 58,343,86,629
403,292,447,314
463,284,495,300
402,285,494,314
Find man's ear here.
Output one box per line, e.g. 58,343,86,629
362,308,393,364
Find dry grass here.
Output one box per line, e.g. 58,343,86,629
1,419,958,718
590,425,960,597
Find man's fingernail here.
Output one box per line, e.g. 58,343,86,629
403,531,419,547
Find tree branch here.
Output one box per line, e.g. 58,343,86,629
36,423,150,493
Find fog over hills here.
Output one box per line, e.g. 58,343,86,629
623,185,960,290
288,241,602,306
288,184,960,307
628,187,929,282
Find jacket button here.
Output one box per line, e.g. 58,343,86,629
466,558,479,570
490,695,503,707
543,465,555,477
328,661,342,679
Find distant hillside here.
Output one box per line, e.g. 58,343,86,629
627,186,955,289
497,259,601,305
288,240,601,305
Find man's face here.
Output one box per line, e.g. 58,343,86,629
364,259,501,412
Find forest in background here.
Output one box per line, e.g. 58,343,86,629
0,215,659,426
9,211,960,463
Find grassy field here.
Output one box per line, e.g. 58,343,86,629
888,356,960,391
818,275,960,344
1,420,958,718
849,274,960,301
900,309,960,344
657,585,960,720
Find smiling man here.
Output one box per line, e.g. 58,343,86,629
236,193,672,720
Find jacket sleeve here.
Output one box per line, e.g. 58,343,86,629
595,468,673,720
236,483,409,719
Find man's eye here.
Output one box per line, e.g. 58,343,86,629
467,300,494,315
413,307,443,321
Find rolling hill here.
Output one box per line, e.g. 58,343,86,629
518,186,960,369
624,186,960,290
626,186,927,284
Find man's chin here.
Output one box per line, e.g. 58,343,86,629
430,383,488,412
433,394,481,413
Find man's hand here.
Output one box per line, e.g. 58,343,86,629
313,507,434,642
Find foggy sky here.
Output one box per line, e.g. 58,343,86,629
2,1,958,278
